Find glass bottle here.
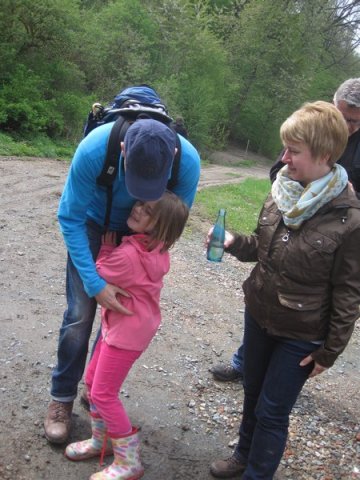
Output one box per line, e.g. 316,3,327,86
207,209,226,262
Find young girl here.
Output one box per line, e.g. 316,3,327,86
65,191,189,480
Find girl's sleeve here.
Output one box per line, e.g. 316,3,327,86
96,245,134,287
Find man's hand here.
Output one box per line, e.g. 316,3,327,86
95,284,133,315
300,354,327,378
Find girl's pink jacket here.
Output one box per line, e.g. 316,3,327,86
96,234,170,351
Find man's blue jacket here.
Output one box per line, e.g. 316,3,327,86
58,122,201,297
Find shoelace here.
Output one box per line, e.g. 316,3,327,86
99,432,108,466
226,456,243,466
51,403,70,422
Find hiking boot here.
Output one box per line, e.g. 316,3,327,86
44,400,73,444
210,455,246,478
211,364,243,382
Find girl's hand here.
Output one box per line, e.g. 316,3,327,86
102,231,117,246
300,354,327,378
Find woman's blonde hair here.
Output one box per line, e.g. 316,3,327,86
147,191,189,252
280,101,348,166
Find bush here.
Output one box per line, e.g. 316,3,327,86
0,131,75,160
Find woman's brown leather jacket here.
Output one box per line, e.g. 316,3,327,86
226,185,360,367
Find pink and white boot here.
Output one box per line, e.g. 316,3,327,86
65,415,112,461
90,427,144,480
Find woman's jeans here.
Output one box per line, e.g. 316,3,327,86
235,309,318,479
50,221,103,402
232,343,244,374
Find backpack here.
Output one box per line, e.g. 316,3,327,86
83,85,182,228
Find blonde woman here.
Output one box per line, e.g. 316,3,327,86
210,101,360,479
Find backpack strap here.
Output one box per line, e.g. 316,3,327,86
97,116,129,229
103,184,114,232
97,116,128,187
167,134,181,190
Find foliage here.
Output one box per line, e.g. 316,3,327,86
210,0,360,157
78,0,156,98
196,178,271,233
146,1,234,149
0,0,88,139
0,0,359,155
0,131,75,160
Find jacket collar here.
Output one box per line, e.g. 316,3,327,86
320,184,360,211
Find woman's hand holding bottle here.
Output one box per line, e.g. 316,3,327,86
206,227,234,249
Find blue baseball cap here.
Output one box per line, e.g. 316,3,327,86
124,119,177,201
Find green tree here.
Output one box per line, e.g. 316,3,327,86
211,0,360,157
0,0,359,153
77,0,156,100
0,0,87,138
78,0,234,149
146,0,235,148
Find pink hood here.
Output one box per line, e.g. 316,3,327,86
123,234,170,282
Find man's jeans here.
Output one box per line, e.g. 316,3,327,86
51,221,103,402
235,309,318,479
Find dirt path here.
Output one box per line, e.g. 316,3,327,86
198,147,271,189
0,155,359,480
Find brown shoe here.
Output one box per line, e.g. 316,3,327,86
44,400,73,444
211,364,243,382
210,455,246,478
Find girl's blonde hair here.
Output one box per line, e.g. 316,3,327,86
280,101,348,166
147,191,189,252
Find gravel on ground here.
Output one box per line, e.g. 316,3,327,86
0,156,359,480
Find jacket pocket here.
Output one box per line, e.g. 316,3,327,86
278,291,323,311
280,230,339,284
303,231,338,254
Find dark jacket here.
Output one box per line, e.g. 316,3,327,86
226,185,360,368
270,129,360,194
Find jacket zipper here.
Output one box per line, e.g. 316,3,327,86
281,229,291,242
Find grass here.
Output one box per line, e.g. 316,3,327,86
0,132,76,161
195,178,271,234
232,159,256,168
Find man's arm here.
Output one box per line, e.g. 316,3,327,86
58,129,109,298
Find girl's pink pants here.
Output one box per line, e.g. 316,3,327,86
85,337,141,437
